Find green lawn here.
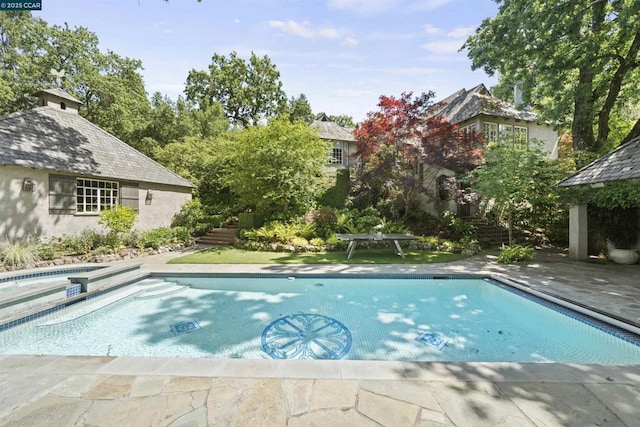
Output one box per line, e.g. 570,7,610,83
169,247,469,264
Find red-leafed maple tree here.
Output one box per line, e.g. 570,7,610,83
351,92,485,219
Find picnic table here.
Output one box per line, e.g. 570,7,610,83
335,233,418,259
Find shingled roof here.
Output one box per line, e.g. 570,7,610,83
0,103,194,188
311,114,355,142
427,84,538,124
557,135,640,187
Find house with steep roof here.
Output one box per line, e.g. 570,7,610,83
311,114,357,172
0,89,194,240
427,84,559,159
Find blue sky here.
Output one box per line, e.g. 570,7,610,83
38,0,499,122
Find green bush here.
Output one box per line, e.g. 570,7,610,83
318,169,350,208
238,212,265,230
172,226,194,246
172,199,206,231
99,206,137,235
442,210,476,238
292,221,317,240
36,243,59,261
325,235,340,245
0,239,41,269
272,222,298,242
306,208,338,238
137,227,174,249
379,219,410,234
291,236,309,247
99,206,138,252
56,229,105,255
309,237,325,247
498,245,535,264
458,236,481,255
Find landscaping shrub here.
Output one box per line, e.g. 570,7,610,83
171,226,194,246
56,229,106,255
318,169,350,209
0,239,41,269
442,210,476,238
305,208,338,238
309,237,325,247
99,206,138,252
290,236,309,247
498,245,535,264
172,199,206,231
36,243,59,261
99,206,137,235
137,227,174,249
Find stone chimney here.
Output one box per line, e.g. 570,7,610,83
513,84,524,108
32,88,82,114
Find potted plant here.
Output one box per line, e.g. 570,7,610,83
599,207,640,264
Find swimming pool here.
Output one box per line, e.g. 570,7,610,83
1,274,639,364
0,266,103,294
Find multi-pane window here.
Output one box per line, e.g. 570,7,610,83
499,124,513,141
514,126,528,148
483,122,528,148
329,141,344,165
76,178,119,214
483,122,498,143
459,124,476,134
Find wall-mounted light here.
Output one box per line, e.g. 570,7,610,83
22,178,35,192
146,188,154,200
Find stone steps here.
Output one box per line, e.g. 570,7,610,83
196,225,238,246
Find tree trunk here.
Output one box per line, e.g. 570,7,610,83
596,32,640,151
572,67,596,155
507,211,513,247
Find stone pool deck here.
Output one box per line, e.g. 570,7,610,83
0,248,639,426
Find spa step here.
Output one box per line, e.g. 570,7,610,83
134,282,187,299
39,286,143,326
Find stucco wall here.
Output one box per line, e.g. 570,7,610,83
418,166,457,217
528,122,559,159
0,165,192,240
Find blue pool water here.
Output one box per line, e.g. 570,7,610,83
1,275,639,364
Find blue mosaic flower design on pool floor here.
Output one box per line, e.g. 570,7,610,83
262,313,352,360
416,331,448,351
170,319,200,336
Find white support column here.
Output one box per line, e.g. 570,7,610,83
569,204,589,260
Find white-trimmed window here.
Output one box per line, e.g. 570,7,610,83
483,122,498,143
514,126,528,148
459,124,476,134
499,124,513,142
76,178,119,214
329,141,344,165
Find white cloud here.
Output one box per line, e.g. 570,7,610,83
423,24,439,35
269,20,340,40
421,39,465,54
342,36,359,47
327,0,399,14
409,0,454,11
421,26,475,54
446,26,475,38
327,0,452,14
234,19,240,24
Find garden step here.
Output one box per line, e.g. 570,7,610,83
467,218,508,247
196,226,238,246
